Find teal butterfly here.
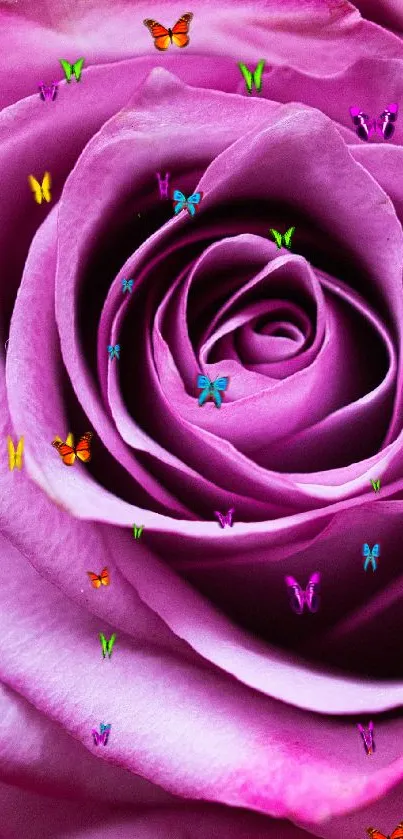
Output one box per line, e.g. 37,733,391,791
60,58,85,83
269,226,295,249
99,633,116,659
238,60,265,94
133,524,144,539
173,190,203,216
362,543,380,572
197,375,229,408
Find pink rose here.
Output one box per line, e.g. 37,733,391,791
2,1,403,837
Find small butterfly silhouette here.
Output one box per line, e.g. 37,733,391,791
133,524,144,539
269,227,295,249
173,190,203,216
28,172,52,204
143,13,193,50
362,543,380,572
108,345,120,360
197,375,229,408
238,60,265,94
122,279,133,293
370,478,380,492
38,81,58,101
60,58,84,83
357,721,375,755
99,633,116,659
349,104,398,141
7,436,24,471
87,567,110,588
366,824,403,839
285,572,321,614
214,508,234,528
52,432,92,466
92,723,111,746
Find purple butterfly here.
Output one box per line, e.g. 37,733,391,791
92,723,111,746
357,721,375,755
214,508,234,528
38,81,58,102
349,104,398,141
285,572,321,614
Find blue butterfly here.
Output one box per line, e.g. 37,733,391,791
362,543,380,572
122,279,133,293
108,344,120,360
173,190,203,217
197,375,229,408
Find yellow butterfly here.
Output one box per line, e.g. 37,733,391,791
7,436,24,471
28,172,52,204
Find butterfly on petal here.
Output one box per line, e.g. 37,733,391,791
238,59,265,94
122,279,133,293
285,573,321,614
214,508,234,528
99,632,116,659
108,344,120,360
87,567,110,588
269,226,295,249
357,721,375,756
92,723,111,746
362,543,380,572
143,13,193,50
38,81,58,101
60,58,85,83
7,436,24,471
173,190,203,217
133,524,144,539
28,172,52,204
52,432,93,466
366,823,403,839
370,478,380,492
197,375,229,408
349,104,398,141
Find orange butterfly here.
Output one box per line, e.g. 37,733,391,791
52,431,93,466
87,567,110,588
367,824,403,839
143,12,193,50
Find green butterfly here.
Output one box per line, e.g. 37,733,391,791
132,524,144,539
60,58,85,83
370,478,380,492
238,60,265,94
269,227,295,250
99,632,116,659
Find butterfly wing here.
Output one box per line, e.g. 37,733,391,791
305,571,320,613
270,229,282,248
283,226,295,248
349,107,373,141
41,171,52,203
52,436,76,465
171,12,193,48
362,543,370,556
28,175,43,204
143,18,171,50
372,543,380,558
100,567,110,586
214,511,226,528
87,572,102,588
214,377,229,392
285,575,304,614
252,58,265,92
173,189,187,213
390,824,403,839
38,83,46,101
75,432,93,463
72,58,84,81
15,437,24,470
367,831,389,839
378,103,398,140
187,192,203,214
92,729,102,745
51,83,58,101
226,508,235,526
60,59,72,82
238,63,253,93
7,436,16,471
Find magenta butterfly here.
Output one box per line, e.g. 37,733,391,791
92,723,111,746
349,104,398,141
38,81,58,102
214,508,234,528
285,572,321,614
357,721,375,755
